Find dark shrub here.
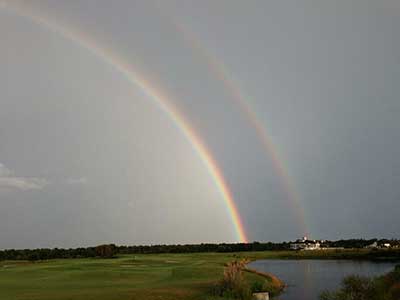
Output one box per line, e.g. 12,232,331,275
95,244,116,258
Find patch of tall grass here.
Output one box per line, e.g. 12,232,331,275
211,260,278,300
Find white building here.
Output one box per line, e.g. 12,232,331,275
365,242,378,249
290,237,321,251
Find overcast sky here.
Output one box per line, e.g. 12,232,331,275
1,0,399,249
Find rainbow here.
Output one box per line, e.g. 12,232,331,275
171,21,309,236
3,2,248,243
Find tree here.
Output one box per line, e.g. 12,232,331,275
95,244,116,258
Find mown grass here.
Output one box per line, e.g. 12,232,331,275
0,252,266,300
0,249,399,300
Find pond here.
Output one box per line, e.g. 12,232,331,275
247,259,397,300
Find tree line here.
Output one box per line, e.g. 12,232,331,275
0,244,117,261
0,242,289,261
324,238,399,249
0,239,399,261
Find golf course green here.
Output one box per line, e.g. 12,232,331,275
0,252,272,300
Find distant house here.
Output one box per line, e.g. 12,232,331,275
290,237,321,251
365,242,378,249
365,242,392,249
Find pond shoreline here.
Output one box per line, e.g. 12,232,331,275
242,250,400,298
247,258,398,300
244,266,286,296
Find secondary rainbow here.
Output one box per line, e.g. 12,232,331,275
172,21,309,236
3,2,248,243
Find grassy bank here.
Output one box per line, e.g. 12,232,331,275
244,248,400,261
243,267,285,296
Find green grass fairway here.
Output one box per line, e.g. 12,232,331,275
0,252,267,300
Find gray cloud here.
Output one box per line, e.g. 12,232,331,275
0,0,399,248
66,177,88,185
0,163,48,191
